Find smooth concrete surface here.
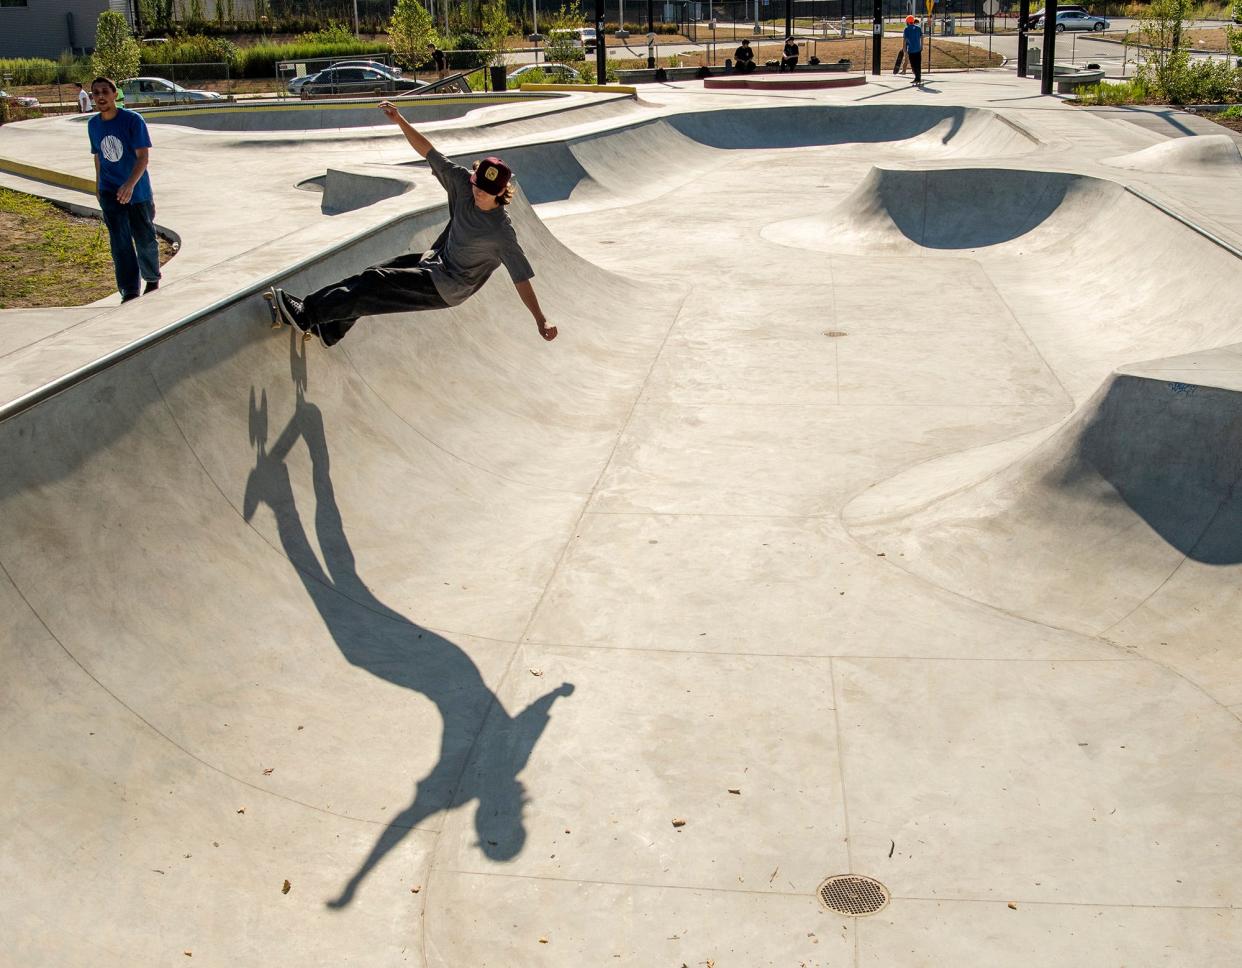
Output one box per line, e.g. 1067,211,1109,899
1,72,1241,966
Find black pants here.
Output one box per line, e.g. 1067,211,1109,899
300,251,449,346
909,50,922,83
780,56,798,72
735,60,756,74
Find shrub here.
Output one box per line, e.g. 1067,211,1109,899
140,34,238,67
232,39,391,78
295,21,355,44
0,58,60,85
92,11,142,81
447,32,487,70
388,0,440,70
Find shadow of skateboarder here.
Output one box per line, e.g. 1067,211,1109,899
242,331,573,909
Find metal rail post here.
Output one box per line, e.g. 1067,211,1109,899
1040,0,1058,94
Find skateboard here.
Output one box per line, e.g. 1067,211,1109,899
264,286,316,343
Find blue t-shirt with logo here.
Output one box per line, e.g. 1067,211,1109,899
88,108,153,202
903,23,924,53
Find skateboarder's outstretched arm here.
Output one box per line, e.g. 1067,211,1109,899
515,280,556,341
379,101,434,158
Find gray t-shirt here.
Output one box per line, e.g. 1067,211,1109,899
422,149,534,306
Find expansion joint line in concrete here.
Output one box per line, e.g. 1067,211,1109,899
0,547,414,830
419,284,695,960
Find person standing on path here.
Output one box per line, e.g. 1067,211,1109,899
428,43,447,79
75,82,91,113
87,77,161,302
902,15,924,85
271,101,556,347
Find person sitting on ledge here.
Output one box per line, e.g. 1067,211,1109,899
733,38,756,73
780,36,800,72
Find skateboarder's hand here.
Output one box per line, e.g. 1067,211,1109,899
379,100,401,123
538,320,557,342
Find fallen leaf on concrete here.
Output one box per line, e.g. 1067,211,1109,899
236,807,245,814
530,668,543,677
538,936,549,944
282,880,291,895
671,818,687,828
263,768,274,776
728,788,740,795
184,952,192,957
769,866,779,884
1007,901,1018,910
411,885,421,894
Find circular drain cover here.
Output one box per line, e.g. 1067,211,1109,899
816,874,890,916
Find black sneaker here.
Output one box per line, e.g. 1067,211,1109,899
121,292,140,303
144,279,160,294
272,288,312,332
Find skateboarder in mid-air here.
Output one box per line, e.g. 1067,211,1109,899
270,101,557,347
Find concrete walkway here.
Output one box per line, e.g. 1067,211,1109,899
1,73,1240,966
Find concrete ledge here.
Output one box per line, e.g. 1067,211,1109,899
518,83,638,95
704,72,868,90
0,155,94,195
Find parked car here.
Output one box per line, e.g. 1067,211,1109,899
548,27,597,52
0,89,40,108
120,77,223,103
298,67,427,98
506,63,582,84
1024,5,1088,28
1053,10,1110,31
288,61,404,95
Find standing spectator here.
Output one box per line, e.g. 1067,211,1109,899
780,37,799,72
902,15,924,85
75,82,91,113
87,77,161,303
428,43,448,78
733,38,756,74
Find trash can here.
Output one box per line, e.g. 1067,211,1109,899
490,65,507,91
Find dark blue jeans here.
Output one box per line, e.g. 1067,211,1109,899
98,191,161,298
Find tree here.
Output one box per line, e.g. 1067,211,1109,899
543,2,587,64
389,0,441,71
1137,0,1191,97
481,0,512,67
92,11,141,82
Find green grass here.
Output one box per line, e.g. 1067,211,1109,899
0,187,171,308
1222,103,1242,117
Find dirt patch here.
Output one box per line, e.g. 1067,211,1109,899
1204,111,1242,134
0,187,176,309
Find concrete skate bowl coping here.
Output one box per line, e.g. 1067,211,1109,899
483,104,1038,208
139,92,563,131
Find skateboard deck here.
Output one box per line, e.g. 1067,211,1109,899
264,287,315,343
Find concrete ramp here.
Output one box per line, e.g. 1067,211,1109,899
0,193,681,963
1103,133,1242,175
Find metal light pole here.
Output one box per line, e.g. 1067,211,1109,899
1016,0,1030,77
595,0,607,81
1040,0,1058,94
352,0,359,36
785,0,792,38
871,0,882,74
648,0,655,67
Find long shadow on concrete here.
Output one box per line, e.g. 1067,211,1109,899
241,369,572,908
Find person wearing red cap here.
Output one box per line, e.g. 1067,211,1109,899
902,15,924,85
270,100,556,346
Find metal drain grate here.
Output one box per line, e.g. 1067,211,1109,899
816,874,890,916
824,330,848,338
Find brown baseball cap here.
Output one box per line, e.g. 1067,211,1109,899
471,156,512,195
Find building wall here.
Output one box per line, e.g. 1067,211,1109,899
0,0,129,60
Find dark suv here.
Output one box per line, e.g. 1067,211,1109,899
299,67,427,98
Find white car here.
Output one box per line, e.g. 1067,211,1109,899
120,77,223,103
507,64,582,84
0,89,40,108
1052,10,1110,31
